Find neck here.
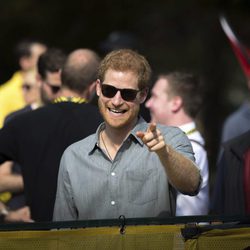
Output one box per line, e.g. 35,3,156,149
59,87,87,100
164,111,193,127
103,117,138,148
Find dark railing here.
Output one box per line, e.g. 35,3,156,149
0,215,250,232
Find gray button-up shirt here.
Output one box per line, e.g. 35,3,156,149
53,117,195,221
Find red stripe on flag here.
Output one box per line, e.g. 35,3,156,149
220,16,250,79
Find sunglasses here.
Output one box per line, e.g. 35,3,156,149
101,84,140,101
22,84,33,91
45,82,61,94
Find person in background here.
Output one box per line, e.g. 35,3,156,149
0,48,66,213
37,48,65,105
211,129,250,215
219,17,250,144
0,39,47,127
21,69,42,108
146,71,209,216
0,48,102,222
0,200,32,223
220,78,250,143
53,49,201,221
5,69,43,122
0,69,41,210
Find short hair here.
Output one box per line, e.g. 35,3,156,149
14,39,45,60
61,49,100,94
98,49,151,90
159,71,203,118
37,48,67,80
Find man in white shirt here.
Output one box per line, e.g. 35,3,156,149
146,71,209,215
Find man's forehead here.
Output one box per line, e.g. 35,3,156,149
103,69,139,86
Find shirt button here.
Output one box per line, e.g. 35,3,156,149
111,172,116,176
111,201,116,205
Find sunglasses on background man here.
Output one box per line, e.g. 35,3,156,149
45,82,61,94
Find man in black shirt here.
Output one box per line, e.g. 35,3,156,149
1,48,66,212
0,49,103,222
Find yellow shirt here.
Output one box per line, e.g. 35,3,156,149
0,71,25,128
0,71,25,202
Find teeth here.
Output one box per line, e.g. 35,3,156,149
109,108,124,113
111,109,122,113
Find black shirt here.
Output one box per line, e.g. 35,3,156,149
0,102,103,222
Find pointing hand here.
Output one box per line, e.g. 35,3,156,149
136,123,166,153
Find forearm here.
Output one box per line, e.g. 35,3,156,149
158,145,200,195
0,174,24,193
4,206,33,223
136,123,201,194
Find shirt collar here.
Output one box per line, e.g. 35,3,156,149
179,122,196,134
88,116,146,154
130,116,147,146
88,123,105,154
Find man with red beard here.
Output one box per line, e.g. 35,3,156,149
53,49,201,221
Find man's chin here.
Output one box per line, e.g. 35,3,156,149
104,118,127,129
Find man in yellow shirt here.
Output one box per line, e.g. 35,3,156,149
0,39,47,128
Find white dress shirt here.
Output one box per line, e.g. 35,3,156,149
176,122,209,216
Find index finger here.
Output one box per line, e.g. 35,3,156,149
147,123,157,133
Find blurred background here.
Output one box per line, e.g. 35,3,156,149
0,0,249,188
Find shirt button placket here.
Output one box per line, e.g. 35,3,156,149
110,168,117,210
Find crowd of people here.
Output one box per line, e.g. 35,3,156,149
0,38,249,223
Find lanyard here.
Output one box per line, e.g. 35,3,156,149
53,96,87,104
185,128,197,136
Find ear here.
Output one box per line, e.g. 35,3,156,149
85,81,98,101
96,79,101,97
88,81,97,95
139,88,148,104
171,96,182,112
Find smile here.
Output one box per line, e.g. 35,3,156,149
108,108,126,114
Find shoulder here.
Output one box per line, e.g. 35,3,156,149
52,102,102,119
224,104,249,126
136,120,187,142
64,133,96,156
157,124,188,143
224,130,250,151
75,103,102,117
3,105,54,130
4,106,32,125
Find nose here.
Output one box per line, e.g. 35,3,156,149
111,90,124,105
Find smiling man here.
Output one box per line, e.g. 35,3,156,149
53,49,201,221
146,72,209,216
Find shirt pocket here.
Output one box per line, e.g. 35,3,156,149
126,168,158,205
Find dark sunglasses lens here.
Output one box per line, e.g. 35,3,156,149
101,85,117,98
51,86,60,94
101,84,138,101
121,89,138,101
